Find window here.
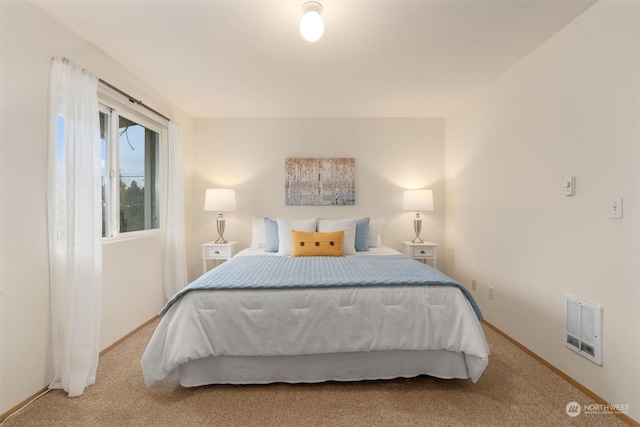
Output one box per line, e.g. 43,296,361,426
100,103,164,238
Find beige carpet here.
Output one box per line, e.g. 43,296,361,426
3,320,630,426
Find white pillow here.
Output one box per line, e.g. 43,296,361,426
369,219,385,247
250,217,267,249
277,217,319,256
317,218,357,255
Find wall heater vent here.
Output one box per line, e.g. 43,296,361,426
564,295,602,365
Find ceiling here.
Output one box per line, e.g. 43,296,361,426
31,0,597,118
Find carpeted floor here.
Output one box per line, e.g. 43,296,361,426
2,320,630,426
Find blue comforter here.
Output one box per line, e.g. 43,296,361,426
161,254,482,320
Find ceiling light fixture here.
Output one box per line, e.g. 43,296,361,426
300,1,324,42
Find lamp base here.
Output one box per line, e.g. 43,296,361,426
411,214,423,244
215,214,227,244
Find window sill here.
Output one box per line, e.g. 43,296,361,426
102,228,162,244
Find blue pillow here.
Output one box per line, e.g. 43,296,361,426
355,217,370,252
265,218,279,252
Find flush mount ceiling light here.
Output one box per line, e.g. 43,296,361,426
300,1,324,42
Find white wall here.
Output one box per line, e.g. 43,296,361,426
445,0,639,422
0,1,194,415
190,118,445,280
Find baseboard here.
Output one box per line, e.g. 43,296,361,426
482,320,638,427
0,387,50,423
0,316,160,424
99,315,160,356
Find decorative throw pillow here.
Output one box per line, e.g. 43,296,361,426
355,217,370,252
264,218,279,252
317,218,357,255
277,217,319,256
291,230,344,257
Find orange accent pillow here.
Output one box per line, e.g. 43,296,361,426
291,230,344,257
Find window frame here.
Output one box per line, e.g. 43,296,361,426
98,86,167,242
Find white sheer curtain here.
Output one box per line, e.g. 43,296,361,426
47,57,102,397
164,121,188,299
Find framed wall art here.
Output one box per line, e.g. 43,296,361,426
285,157,355,206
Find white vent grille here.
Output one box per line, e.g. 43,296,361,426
564,295,602,365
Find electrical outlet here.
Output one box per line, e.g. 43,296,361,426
489,286,494,300
472,279,477,291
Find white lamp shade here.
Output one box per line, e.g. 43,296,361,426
204,189,236,212
402,189,434,211
300,2,324,42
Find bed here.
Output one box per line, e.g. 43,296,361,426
141,217,489,387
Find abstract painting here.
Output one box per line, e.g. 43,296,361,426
285,158,355,206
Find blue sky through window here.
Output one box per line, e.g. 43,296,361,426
118,124,145,186
99,117,147,187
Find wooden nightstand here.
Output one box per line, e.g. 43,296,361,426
202,241,238,273
401,241,438,269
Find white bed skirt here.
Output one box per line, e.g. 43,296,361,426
172,349,479,387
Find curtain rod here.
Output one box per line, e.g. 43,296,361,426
98,78,171,122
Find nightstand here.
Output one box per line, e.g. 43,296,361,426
401,241,438,269
202,241,238,273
